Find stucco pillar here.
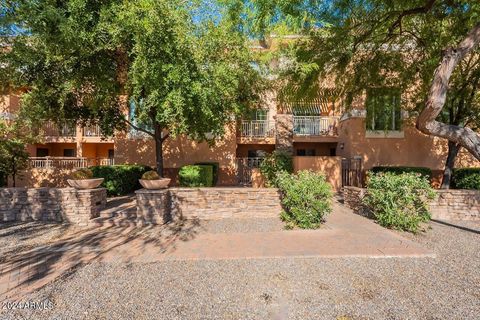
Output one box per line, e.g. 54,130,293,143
76,125,83,157
275,114,294,154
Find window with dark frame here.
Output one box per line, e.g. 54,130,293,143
366,88,402,131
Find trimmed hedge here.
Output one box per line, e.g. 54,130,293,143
452,168,480,190
195,162,219,185
179,165,214,187
90,164,152,196
370,166,432,180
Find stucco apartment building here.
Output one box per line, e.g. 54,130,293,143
2,82,479,190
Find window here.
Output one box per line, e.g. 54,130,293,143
366,88,402,131
247,109,268,121
36,148,49,157
108,149,115,159
296,149,316,156
63,149,76,157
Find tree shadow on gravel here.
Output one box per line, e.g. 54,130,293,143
0,217,203,300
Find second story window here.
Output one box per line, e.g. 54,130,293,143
247,109,268,121
366,88,402,131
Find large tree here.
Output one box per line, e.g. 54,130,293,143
0,0,262,175
230,0,480,187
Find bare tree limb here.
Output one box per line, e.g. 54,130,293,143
416,22,480,160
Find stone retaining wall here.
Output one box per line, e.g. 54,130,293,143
136,187,282,224
0,188,107,226
343,186,480,221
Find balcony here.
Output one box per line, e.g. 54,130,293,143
83,124,102,137
237,120,275,144
292,116,339,142
42,121,76,138
28,157,114,169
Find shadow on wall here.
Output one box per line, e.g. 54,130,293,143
114,123,239,185
12,169,75,188
337,118,480,187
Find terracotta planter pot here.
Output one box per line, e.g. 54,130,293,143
139,178,171,190
67,178,104,190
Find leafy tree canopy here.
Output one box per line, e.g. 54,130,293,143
0,0,264,173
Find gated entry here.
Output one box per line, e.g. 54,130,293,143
236,157,263,186
341,157,362,187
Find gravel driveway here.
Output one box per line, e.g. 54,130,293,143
1,219,479,320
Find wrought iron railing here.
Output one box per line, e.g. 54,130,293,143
236,157,264,186
293,116,339,136
240,120,275,138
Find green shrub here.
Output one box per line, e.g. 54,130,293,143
259,150,293,187
452,168,480,190
195,162,219,185
179,165,214,187
370,166,432,180
71,168,94,180
90,164,152,196
141,170,161,180
276,170,333,229
363,172,436,233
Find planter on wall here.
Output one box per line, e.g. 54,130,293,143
67,178,104,190
139,178,171,190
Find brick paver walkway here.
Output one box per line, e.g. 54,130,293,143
0,202,433,301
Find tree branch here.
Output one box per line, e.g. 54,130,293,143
416,22,480,160
161,132,170,142
124,118,155,138
388,0,437,36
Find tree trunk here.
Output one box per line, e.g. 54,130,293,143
154,125,164,177
416,22,480,161
440,141,460,189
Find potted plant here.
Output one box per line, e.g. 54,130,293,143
67,168,104,189
139,170,171,190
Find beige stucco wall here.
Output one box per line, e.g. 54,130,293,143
14,168,75,188
293,156,342,191
337,117,480,170
82,143,114,159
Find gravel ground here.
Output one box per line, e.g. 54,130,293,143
1,219,479,320
0,222,77,257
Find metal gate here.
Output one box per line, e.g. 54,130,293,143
236,157,263,186
342,157,363,187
